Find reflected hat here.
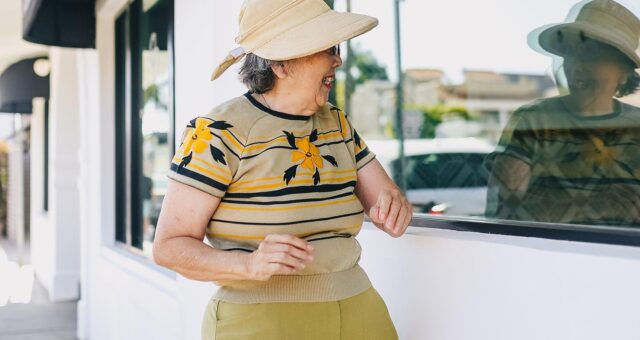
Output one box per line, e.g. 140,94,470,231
536,0,640,67
210,0,378,81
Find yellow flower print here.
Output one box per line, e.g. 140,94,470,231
283,129,338,185
582,136,618,166
291,137,324,171
181,118,213,155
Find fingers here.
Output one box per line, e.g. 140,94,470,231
268,242,314,263
248,234,315,281
370,189,412,237
264,234,313,252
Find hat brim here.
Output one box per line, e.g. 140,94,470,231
253,11,378,61
537,22,640,68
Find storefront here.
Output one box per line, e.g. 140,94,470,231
15,0,640,339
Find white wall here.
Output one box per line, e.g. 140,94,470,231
73,1,640,340
359,223,640,340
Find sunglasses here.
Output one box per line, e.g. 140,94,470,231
327,44,341,57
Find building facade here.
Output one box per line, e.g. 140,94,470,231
2,0,640,339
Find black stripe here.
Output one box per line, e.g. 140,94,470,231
355,147,371,163
221,191,353,205
224,181,357,198
357,156,377,170
241,139,348,160
241,145,297,160
244,92,310,121
315,139,350,148
245,129,342,147
212,133,242,159
211,210,364,225
222,247,254,253
170,163,228,192
307,233,353,242
222,129,247,148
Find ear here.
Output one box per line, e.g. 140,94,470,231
271,62,288,79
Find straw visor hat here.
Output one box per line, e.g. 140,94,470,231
536,0,640,68
210,0,378,80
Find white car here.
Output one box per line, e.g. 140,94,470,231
365,138,495,216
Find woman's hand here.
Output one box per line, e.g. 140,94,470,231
245,234,315,281
369,189,413,238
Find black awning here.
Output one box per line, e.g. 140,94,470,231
22,0,96,48
0,57,49,114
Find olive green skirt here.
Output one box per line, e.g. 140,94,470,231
201,287,398,340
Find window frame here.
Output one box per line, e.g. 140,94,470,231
406,214,640,247
114,0,175,251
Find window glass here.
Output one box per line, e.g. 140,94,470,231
339,0,640,230
115,0,174,256
139,0,173,254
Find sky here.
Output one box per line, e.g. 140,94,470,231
335,0,640,83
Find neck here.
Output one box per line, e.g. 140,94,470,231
261,85,319,116
564,94,616,116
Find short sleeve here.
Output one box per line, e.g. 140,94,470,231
492,109,536,166
167,117,240,197
338,110,376,170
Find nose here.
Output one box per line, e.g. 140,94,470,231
332,54,342,68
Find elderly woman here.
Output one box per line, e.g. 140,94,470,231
153,0,411,339
487,0,640,226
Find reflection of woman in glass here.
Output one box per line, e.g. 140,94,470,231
153,0,411,339
487,0,640,226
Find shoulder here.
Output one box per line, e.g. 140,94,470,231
198,94,269,141
513,96,566,116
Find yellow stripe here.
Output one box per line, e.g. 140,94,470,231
231,169,356,186
339,112,348,138
187,163,231,184
206,224,363,240
221,130,245,153
172,156,232,178
228,175,356,193
218,196,357,211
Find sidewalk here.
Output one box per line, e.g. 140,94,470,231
0,238,77,340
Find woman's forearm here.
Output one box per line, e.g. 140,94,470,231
154,236,251,282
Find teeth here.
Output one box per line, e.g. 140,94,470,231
323,76,335,85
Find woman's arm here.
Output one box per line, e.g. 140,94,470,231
355,159,412,237
153,179,314,282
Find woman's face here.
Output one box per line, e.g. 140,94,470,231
561,39,631,100
283,47,342,110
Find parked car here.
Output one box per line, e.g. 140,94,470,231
365,138,495,216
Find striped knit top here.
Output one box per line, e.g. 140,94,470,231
487,96,640,226
167,93,377,303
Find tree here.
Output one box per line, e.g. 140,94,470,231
351,47,389,85
414,105,471,138
339,45,389,109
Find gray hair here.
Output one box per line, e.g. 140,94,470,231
617,66,640,98
239,53,278,94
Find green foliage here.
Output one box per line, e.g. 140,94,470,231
352,46,389,85
409,105,471,138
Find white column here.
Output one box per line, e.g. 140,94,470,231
75,48,101,340
30,47,81,301
6,115,24,248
